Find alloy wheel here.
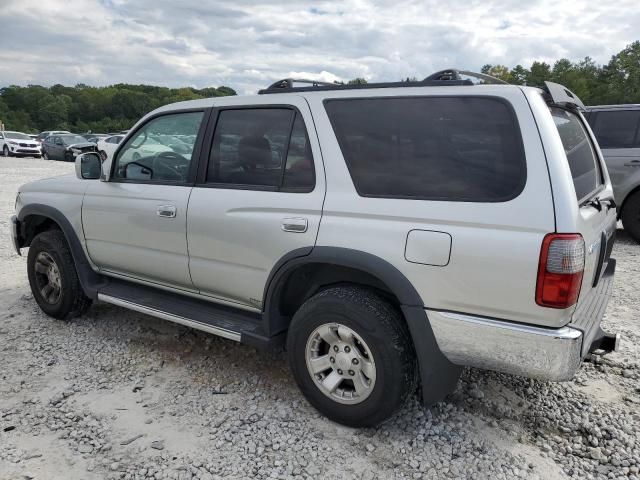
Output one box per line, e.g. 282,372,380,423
33,252,62,304
305,323,377,405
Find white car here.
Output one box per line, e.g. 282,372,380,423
0,131,42,157
96,135,125,161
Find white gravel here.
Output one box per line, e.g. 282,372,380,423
1,156,638,480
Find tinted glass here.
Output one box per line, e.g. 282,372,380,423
590,110,640,148
325,97,526,201
114,111,203,183
207,109,293,187
282,114,315,191
551,107,602,200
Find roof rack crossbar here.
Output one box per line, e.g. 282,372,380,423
265,78,337,90
258,68,508,94
424,69,508,85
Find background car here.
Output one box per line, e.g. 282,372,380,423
0,130,42,157
41,133,97,161
96,134,125,161
35,130,70,150
585,104,640,242
82,133,110,143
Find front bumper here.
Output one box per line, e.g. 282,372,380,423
429,259,617,381
11,215,22,256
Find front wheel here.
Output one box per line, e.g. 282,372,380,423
622,191,640,243
27,230,92,319
287,286,417,427
43,151,50,160
2,145,9,157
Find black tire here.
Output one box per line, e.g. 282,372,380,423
43,151,50,160
27,230,92,320
287,286,417,427
621,191,640,243
99,150,107,161
2,145,8,157
64,151,74,162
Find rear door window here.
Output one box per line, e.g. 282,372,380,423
324,96,526,202
589,110,640,148
550,107,603,201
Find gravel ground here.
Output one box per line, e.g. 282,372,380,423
0,156,638,480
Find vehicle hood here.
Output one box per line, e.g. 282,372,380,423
6,139,39,147
67,142,97,150
18,173,86,195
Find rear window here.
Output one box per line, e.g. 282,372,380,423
324,96,526,202
551,107,603,201
588,110,640,149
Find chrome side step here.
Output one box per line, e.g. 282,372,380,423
98,293,242,342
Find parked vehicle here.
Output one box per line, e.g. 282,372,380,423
83,133,110,143
35,130,70,149
11,70,619,427
0,130,42,157
585,104,640,242
41,134,97,161
96,134,125,161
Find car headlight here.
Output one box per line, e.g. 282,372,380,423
8,141,18,145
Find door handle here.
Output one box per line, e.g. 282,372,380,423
157,205,177,218
282,217,308,233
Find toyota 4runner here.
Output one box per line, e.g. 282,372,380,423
11,70,620,427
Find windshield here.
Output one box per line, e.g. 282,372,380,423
60,135,89,145
5,132,31,140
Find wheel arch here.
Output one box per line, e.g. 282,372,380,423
17,204,103,299
262,246,462,406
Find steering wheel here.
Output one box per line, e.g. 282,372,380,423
152,151,185,181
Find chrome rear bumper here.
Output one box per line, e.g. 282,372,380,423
428,259,617,381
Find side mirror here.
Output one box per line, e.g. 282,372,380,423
75,152,102,180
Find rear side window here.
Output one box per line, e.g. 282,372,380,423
589,110,640,148
324,96,526,202
551,107,603,201
206,108,315,192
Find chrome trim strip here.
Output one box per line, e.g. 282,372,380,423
428,310,583,381
97,293,242,342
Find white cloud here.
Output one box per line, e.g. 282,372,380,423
0,0,637,94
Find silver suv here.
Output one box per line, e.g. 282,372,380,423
585,104,640,242
11,70,619,427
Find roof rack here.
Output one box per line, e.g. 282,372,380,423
258,68,507,94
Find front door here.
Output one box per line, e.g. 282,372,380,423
187,97,325,309
82,110,207,290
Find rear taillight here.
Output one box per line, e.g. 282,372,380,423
536,233,585,309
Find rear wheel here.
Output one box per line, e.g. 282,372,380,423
287,286,417,427
621,191,640,243
27,230,92,319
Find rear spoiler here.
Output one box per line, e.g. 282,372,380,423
544,81,586,110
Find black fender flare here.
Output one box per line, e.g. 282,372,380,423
17,204,104,299
262,246,462,406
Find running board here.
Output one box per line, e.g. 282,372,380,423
96,279,263,343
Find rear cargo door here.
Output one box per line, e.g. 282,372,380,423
550,107,616,312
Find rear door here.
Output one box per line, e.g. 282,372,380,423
187,96,325,309
587,109,640,204
550,107,616,307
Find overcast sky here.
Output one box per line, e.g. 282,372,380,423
0,0,637,94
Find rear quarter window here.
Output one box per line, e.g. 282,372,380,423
324,96,526,202
551,107,603,201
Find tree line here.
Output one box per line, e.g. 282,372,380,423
1,40,639,134
0,84,236,134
